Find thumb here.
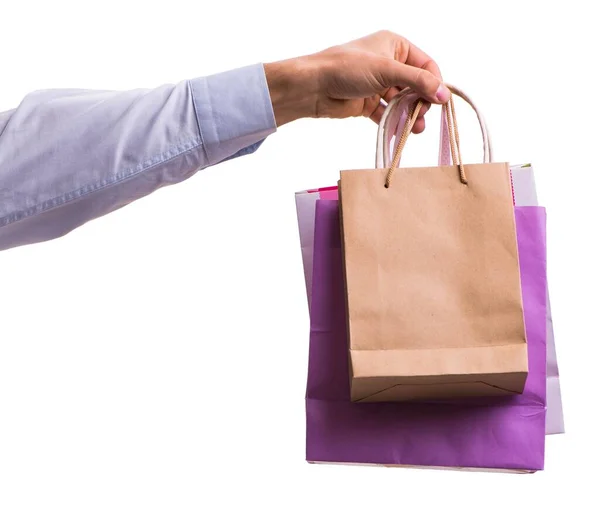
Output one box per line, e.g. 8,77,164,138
374,58,451,104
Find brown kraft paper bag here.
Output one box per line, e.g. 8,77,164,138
338,90,528,403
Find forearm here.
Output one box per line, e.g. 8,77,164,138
0,64,276,251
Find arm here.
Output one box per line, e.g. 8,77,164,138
0,30,448,252
0,64,276,251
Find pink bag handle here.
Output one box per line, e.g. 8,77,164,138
375,84,492,168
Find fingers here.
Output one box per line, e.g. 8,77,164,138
412,116,426,134
372,30,443,81
417,101,431,117
382,88,400,104
369,110,426,134
369,102,386,124
382,88,431,114
400,39,443,81
368,31,447,103
368,99,427,135
374,57,450,104
365,91,430,122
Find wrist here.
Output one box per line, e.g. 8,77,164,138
264,56,321,126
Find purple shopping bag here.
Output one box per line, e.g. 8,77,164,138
306,199,547,471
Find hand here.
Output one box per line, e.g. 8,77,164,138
264,30,450,133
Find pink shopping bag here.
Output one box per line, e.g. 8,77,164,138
306,199,547,471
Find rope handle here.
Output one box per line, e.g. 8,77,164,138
375,84,493,179
385,95,466,188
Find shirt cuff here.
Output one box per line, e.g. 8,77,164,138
189,63,277,165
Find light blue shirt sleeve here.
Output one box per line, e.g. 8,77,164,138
0,63,277,251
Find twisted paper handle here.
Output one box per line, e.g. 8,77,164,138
376,84,492,185
385,94,467,187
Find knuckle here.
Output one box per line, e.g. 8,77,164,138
380,29,402,39
376,29,404,45
414,68,436,93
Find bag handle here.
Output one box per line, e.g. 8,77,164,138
375,84,493,174
385,95,466,187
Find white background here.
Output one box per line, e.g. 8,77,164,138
0,1,597,504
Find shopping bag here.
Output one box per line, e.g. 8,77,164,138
338,87,527,402
306,198,547,471
295,187,338,310
380,90,563,431
296,175,563,435
510,166,564,435
295,86,563,431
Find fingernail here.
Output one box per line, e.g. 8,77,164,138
435,84,451,103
